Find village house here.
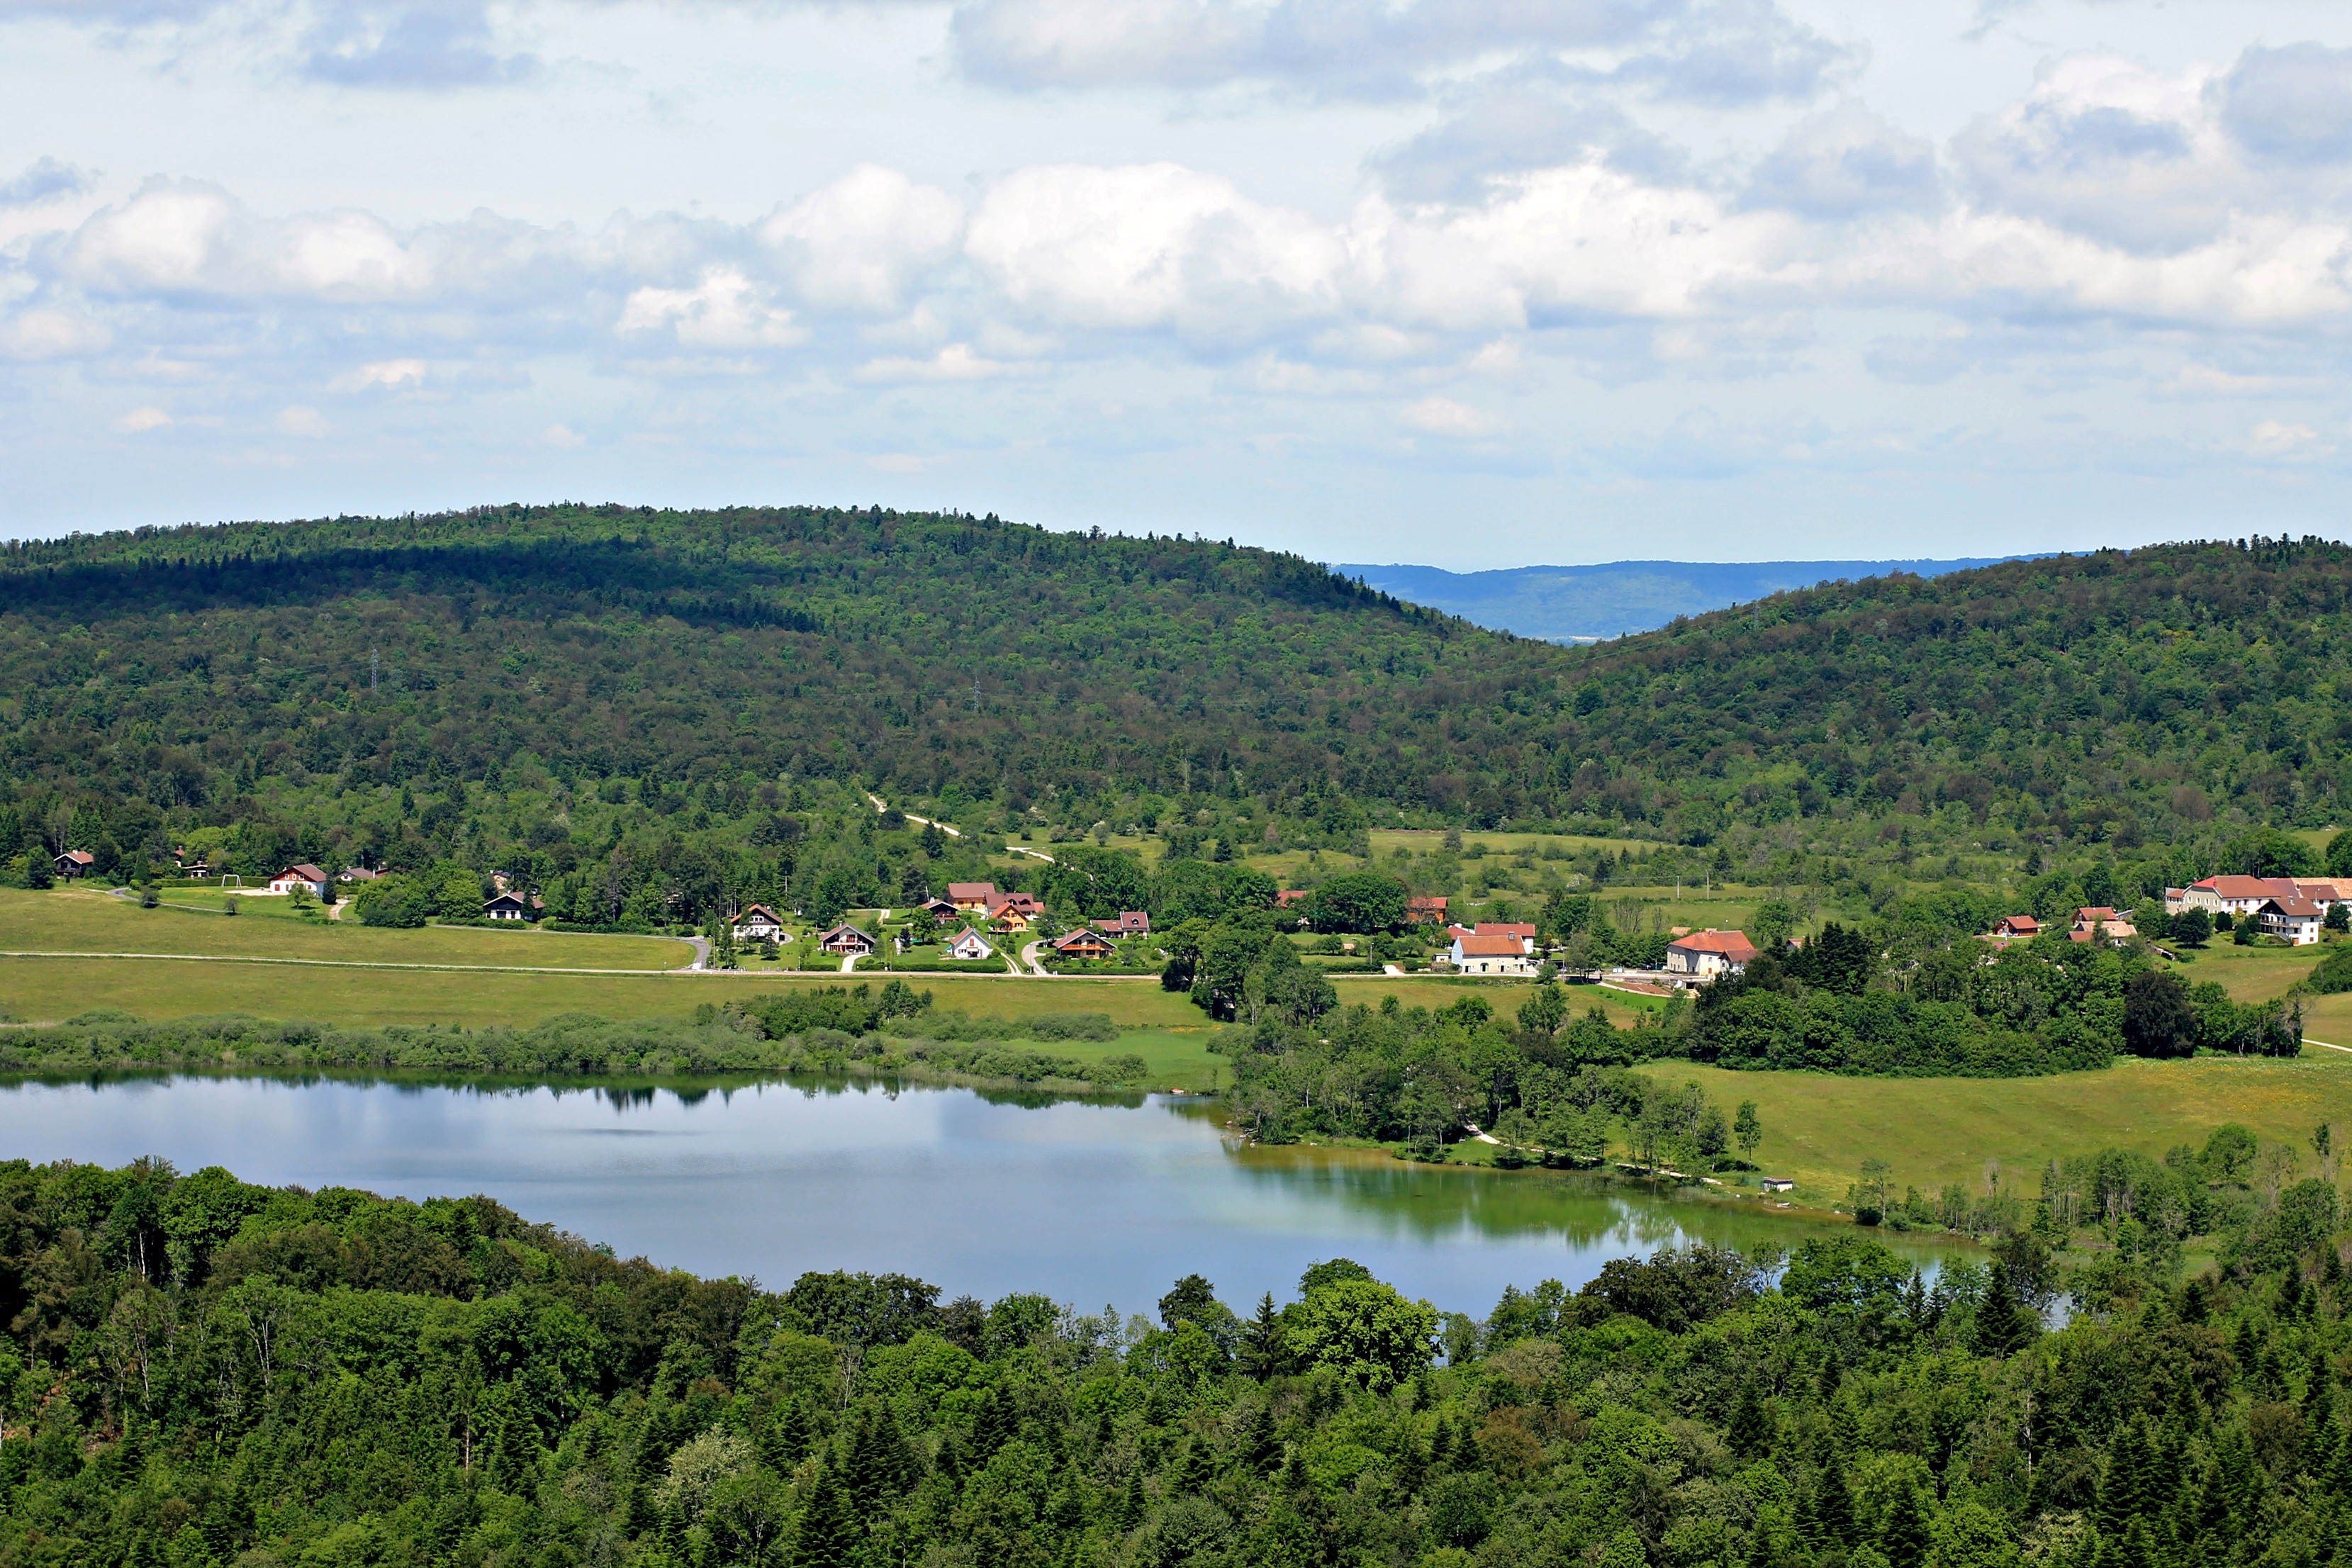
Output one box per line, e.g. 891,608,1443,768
731,904,785,942
946,882,998,912
482,892,542,922
1664,929,1759,981
1450,931,1535,976
1275,890,1309,910
1095,911,1150,936
2168,875,2302,917
172,848,213,879
1990,914,2041,939
818,924,876,957
1474,922,1538,953
918,897,960,924
269,864,332,897
2069,906,2139,943
2256,896,2325,945
1406,895,1449,925
337,866,380,884
942,927,995,961
52,849,95,878
1051,929,1116,962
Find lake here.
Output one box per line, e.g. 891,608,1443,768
0,1073,1957,1316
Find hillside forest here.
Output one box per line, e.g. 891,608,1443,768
1,514,2351,948
0,1155,2344,1568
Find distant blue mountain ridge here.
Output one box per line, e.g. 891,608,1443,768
1332,558,2021,642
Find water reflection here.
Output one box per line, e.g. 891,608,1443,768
0,1070,1960,1315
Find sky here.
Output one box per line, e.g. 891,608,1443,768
8,0,2352,566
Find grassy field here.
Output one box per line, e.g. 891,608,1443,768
1637,1055,2352,1207
2158,937,2334,1001
0,887,694,971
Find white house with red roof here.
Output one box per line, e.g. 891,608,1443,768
1664,929,1759,980
269,864,332,897
1450,931,1535,975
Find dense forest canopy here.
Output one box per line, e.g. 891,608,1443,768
0,1154,2344,1568
3,510,2351,851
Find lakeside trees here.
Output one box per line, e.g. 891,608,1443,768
0,1155,2346,1567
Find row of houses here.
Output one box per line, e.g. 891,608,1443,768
2164,875,2351,946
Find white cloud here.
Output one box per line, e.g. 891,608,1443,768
2245,419,2327,457
276,404,331,436
853,344,1035,383
0,306,111,359
1745,103,1941,218
761,166,965,315
966,162,1343,337
544,423,586,448
617,267,804,349
334,357,429,391
1399,395,1505,436
113,406,172,432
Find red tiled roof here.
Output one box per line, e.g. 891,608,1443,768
1669,929,1759,961
947,882,997,900
2194,875,2289,899
281,864,329,882
2263,897,2324,919
1476,923,1538,939
1455,934,1528,957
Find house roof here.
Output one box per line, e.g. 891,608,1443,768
1476,922,1538,939
282,864,330,882
1669,929,1759,961
338,866,379,880
819,922,874,943
1455,934,1530,957
2263,897,2324,919
946,926,990,948
1996,914,2040,931
1407,895,1448,909
946,883,997,900
1053,929,1112,951
734,904,780,924
484,891,530,907
2193,875,2290,899
2075,907,2118,922
1275,890,1309,907
57,849,94,866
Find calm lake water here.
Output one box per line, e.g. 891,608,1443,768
0,1074,1956,1316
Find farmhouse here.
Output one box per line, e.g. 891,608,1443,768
1664,929,1759,980
52,849,95,878
482,892,542,922
942,927,995,961
918,897,960,924
1450,932,1535,976
818,924,876,956
269,864,332,897
2168,875,2299,917
1406,895,1449,925
1095,911,1150,936
2256,896,2325,946
337,866,380,884
731,904,785,941
946,883,998,912
1990,914,2040,939
1051,929,1116,961
2068,907,2139,944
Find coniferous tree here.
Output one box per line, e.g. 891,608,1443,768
792,1461,856,1568
1880,1484,1930,1568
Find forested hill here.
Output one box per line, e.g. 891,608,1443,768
0,504,1561,815
1,510,2350,851
1551,537,2352,842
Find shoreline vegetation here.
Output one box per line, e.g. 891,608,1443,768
0,1153,2345,1568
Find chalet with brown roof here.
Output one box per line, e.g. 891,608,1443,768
919,897,960,924
731,904,785,941
52,849,95,878
818,923,876,956
337,866,380,883
483,891,543,922
2257,896,2324,945
1095,911,1150,936
1051,929,1116,961
946,882,998,912
1991,914,2040,939
1406,895,1448,924
1664,929,1758,980
269,864,332,897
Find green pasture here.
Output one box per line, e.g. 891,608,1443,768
1636,1054,2352,1208
0,887,690,970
